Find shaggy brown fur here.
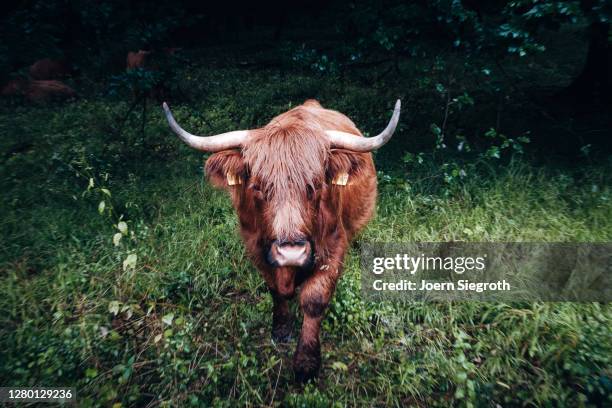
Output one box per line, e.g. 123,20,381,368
204,99,377,381
243,107,329,241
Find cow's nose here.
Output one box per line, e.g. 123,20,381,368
269,240,312,267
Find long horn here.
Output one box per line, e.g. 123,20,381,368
325,99,400,152
162,102,249,152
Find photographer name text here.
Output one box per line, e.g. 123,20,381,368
370,254,510,292
372,279,510,292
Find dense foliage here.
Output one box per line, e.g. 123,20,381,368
1,1,611,407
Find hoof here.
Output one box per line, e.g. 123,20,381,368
272,326,293,343
293,364,320,383
293,340,321,382
272,316,294,343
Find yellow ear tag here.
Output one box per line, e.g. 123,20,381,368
226,172,242,186
332,172,349,186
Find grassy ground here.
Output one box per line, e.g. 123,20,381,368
1,43,611,407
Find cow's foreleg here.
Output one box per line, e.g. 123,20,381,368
270,266,296,342
293,269,339,381
271,291,294,342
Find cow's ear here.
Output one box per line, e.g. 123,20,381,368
327,149,369,186
205,150,246,189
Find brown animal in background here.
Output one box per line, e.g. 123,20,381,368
163,99,400,381
26,80,76,101
126,48,181,70
1,78,76,102
29,58,70,80
126,50,152,70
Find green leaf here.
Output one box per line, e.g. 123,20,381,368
455,371,468,382
486,146,501,159
101,188,111,197
113,233,122,247
85,368,98,378
331,361,348,371
430,123,442,137
402,152,415,163
162,313,175,326
518,136,531,143
122,253,137,271
108,301,120,316
117,221,128,235
98,200,106,214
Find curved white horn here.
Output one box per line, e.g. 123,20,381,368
162,102,249,152
325,99,401,152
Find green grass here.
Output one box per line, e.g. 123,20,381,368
0,49,611,407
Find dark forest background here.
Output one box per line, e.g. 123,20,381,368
1,1,611,407
1,0,611,156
